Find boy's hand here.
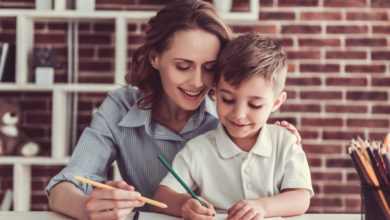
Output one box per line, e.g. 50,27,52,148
85,181,145,220
181,197,215,220
274,121,301,145
227,199,264,220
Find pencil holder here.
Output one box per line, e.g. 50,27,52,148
361,184,390,220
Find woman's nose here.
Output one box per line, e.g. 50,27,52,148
188,67,203,88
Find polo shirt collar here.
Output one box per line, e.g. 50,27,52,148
216,123,272,158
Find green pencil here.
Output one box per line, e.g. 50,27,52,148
158,155,206,207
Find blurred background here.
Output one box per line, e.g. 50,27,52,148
0,0,389,213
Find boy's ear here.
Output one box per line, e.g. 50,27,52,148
271,91,287,113
149,50,160,70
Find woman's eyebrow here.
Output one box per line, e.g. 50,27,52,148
173,58,193,63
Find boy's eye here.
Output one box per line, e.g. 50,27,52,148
222,97,234,104
249,103,262,109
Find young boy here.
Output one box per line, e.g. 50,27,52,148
153,33,313,219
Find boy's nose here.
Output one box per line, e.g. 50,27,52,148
232,104,247,119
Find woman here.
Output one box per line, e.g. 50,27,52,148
46,1,299,219
47,1,230,219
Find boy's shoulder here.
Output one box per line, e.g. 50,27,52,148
265,123,297,145
184,129,219,151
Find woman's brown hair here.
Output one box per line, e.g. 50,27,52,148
126,0,231,109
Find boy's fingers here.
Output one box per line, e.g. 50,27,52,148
189,199,214,216
227,201,245,217
274,121,281,126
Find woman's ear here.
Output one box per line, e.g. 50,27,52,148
271,91,287,113
149,50,160,70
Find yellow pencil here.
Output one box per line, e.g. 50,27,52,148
74,176,167,208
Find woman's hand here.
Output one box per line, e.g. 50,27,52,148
85,181,145,220
227,199,265,220
274,121,301,145
181,197,215,220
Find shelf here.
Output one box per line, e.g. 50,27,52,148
0,0,259,22
0,156,70,165
0,83,122,92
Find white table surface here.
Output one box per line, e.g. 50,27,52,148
0,211,361,220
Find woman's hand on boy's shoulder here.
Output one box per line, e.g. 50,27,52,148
227,199,265,220
85,181,145,220
274,121,302,146
181,197,215,220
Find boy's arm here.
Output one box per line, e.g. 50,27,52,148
228,188,310,219
153,185,192,216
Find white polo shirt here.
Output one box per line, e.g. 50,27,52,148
160,124,314,211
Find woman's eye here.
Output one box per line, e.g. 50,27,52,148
203,65,216,72
249,104,262,109
177,65,190,71
222,97,234,104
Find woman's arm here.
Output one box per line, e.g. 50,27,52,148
49,181,145,220
49,182,89,220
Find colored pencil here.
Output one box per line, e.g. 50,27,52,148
74,176,168,208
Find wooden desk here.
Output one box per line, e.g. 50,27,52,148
0,211,361,220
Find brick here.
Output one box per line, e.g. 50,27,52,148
372,77,390,86
371,0,390,7
372,105,390,114
0,166,13,177
327,25,368,34
259,11,295,20
278,0,318,6
323,131,365,140
307,157,322,167
281,25,321,34
267,117,297,125
347,119,389,128
78,76,114,84
79,34,111,44
325,105,367,113
230,25,277,34
346,38,387,47
346,198,361,208
372,51,390,60
1,20,16,30
97,48,115,58
128,35,145,44
287,51,321,59
346,172,360,182
79,61,112,71
35,33,66,44
302,118,343,126
23,127,46,138
326,77,367,86
345,65,386,73
347,91,387,100
24,112,52,124
299,38,340,47
373,26,390,34
285,90,296,99
301,91,342,100
300,130,320,139
324,184,360,194
78,23,91,31
324,0,366,7
286,77,322,86
300,64,340,73
31,180,46,191
0,33,16,42
260,0,274,7
326,158,354,168
311,172,342,181
287,63,295,73
32,166,64,177
369,132,390,141
271,38,294,47
31,194,48,204
310,198,342,206
326,51,366,59
94,23,115,32
78,48,95,58
347,12,388,21
127,24,137,32
47,23,67,31
279,104,321,112
303,144,342,154
300,12,341,21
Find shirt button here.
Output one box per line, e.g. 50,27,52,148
247,184,253,190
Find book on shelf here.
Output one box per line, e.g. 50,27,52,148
0,42,16,82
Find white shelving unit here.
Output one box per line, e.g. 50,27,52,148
0,0,259,211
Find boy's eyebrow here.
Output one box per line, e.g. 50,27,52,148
220,89,264,100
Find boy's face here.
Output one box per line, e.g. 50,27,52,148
216,75,286,145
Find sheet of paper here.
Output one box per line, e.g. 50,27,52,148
128,212,284,220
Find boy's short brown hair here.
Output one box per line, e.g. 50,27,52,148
216,32,287,96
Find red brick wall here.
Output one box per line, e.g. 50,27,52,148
0,0,389,213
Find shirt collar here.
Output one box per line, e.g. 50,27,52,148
216,124,272,159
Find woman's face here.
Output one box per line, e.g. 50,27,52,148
150,29,221,111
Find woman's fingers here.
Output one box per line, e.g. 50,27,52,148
90,187,142,201
86,196,144,212
106,181,134,191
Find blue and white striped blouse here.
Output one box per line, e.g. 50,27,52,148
45,86,219,211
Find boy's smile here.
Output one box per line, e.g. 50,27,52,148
216,75,285,151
